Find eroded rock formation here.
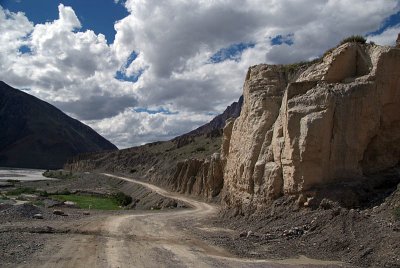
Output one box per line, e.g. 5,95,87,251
222,43,400,213
168,153,224,200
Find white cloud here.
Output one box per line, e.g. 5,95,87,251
0,1,399,148
87,109,212,148
368,25,400,46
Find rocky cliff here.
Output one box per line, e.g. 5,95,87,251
167,153,224,200
65,136,224,201
222,43,400,213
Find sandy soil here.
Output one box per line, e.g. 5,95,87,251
3,173,347,268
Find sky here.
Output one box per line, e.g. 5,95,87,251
0,0,399,149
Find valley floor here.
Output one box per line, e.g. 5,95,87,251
0,173,346,268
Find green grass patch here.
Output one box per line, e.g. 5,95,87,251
50,194,121,210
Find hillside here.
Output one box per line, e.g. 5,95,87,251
65,95,244,199
172,96,243,147
0,81,117,169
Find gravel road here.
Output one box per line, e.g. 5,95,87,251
10,173,345,268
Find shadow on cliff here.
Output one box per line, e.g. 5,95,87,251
305,167,400,209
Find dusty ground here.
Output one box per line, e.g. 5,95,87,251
196,175,400,268
0,173,347,268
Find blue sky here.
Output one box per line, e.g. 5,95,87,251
368,11,400,36
0,0,399,148
3,0,399,65
1,0,128,43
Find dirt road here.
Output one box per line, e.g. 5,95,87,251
22,174,344,268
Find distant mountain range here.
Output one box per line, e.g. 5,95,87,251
172,96,243,147
0,81,117,169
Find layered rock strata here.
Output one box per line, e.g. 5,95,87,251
222,43,400,212
168,153,224,200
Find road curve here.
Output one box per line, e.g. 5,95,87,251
24,173,344,268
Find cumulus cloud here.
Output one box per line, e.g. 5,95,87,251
52,93,138,120
86,109,212,148
0,1,399,148
368,24,400,45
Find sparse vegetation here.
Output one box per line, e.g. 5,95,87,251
281,58,320,73
112,192,132,206
339,35,366,45
195,147,206,152
394,207,400,221
5,187,50,198
322,47,335,58
39,190,49,197
56,189,71,195
43,170,76,180
0,194,10,203
32,200,45,207
6,187,37,196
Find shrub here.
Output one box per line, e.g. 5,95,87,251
130,168,137,173
7,187,36,196
32,200,45,207
112,192,132,206
340,35,366,45
43,170,75,180
195,147,206,152
39,191,49,197
58,189,71,195
322,47,335,58
282,59,318,73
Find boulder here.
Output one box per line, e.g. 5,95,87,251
53,209,65,216
64,201,78,207
33,213,43,219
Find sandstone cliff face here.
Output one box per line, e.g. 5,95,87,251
222,43,400,212
168,153,224,200
65,136,224,200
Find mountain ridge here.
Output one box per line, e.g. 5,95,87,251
0,81,117,169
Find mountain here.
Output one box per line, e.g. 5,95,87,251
172,96,243,147
0,81,117,169
178,96,243,138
